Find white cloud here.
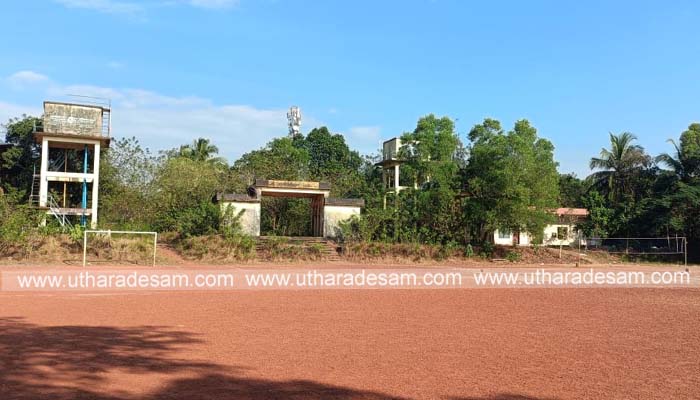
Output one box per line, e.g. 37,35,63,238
348,125,381,141
1,71,379,164
0,102,43,135
3,72,291,161
107,61,126,70
53,0,238,16
53,0,144,15
111,103,288,162
345,125,382,154
7,71,49,87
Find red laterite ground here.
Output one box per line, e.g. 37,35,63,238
1,264,698,399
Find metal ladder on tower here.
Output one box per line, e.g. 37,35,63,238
28,165,41,206
28,156,66,207
46,192,73,231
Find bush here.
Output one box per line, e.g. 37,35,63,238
154,200,220,237
479,241,495,259
506,250,522,262
0,193,43,256
465,243,474,258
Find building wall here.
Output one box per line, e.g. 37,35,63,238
323,205,361,238
494,221,585,247
519,232,532,246
494,230,513,246
494,230,531,247
221,201,261,236
542,223,579,247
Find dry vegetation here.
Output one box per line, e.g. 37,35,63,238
0,230,660,266
0,234,157,265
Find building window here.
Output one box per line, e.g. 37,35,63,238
557,226,568,240
498,230,511,239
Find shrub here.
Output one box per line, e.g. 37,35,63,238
465,243,474,258
68,225,84,244
308,243,324,257
154,200,220,237
479,241,495,259
0,193,43,256
506,250,522,262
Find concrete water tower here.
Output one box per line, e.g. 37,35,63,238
31,99,111,228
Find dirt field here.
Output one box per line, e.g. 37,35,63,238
1,264,699,399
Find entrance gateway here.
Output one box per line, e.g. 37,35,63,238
215,179,364,238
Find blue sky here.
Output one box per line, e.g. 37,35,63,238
1,0,699,176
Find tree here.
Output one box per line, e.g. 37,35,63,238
579,190,615,238
1,115,41,196
464,118,560,243
558,173,587,208
232,137,309,186
301,127,364,197
152,157,222,236
589,132,651,202
656,123,700,182
652,123,700,258
391,115,463,244
399,114,460,189
99,137,159,229
176,137,227,166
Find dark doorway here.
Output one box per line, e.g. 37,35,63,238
260,197,313,236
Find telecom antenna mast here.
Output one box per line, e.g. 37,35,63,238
287,106,302,137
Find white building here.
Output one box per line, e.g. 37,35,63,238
493,208,589,247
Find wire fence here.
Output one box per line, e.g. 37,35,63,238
585,237,687,265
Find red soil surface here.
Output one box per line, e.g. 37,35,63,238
1,268,699,399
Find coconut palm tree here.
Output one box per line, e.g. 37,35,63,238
656,123,700,182
589,132,650,201
178,138,226,166
656,139,686,179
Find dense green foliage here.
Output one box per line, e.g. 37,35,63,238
1,113,699,260
463,119,560,243
0,115,40,194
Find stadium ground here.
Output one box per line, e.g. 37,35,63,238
0,264,698,399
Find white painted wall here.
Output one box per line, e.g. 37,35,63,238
519,232,532,246
324,205,361,238
542,224,579,246
494,230,513,246
494,224,581,247
221,202,261,236
494,230,532,247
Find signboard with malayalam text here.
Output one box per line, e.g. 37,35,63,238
43,102,103,136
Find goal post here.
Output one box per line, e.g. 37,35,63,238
83,230,158,267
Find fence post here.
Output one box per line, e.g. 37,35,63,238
153,233,158,267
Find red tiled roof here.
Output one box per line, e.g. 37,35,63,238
555,208,589,216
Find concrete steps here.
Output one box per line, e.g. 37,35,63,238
256,236,341,261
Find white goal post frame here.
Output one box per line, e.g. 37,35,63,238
83,230,158,267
